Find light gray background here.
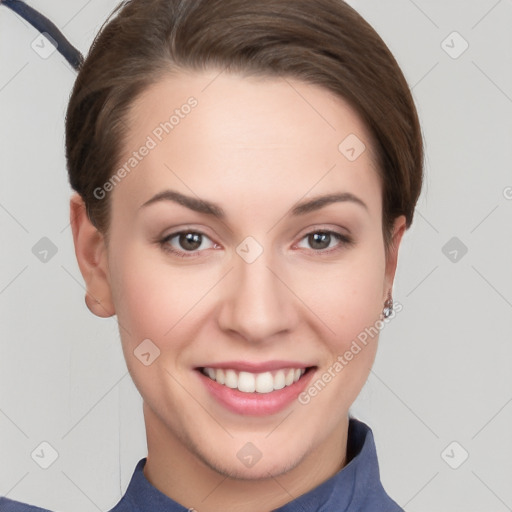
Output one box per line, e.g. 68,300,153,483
1,1,511,511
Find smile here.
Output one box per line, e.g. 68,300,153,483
200,367,306,394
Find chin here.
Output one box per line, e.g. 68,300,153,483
213,457,300,481
199,442,305,481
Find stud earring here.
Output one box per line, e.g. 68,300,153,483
382,291,393,319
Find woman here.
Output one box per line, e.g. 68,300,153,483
1,0,423,510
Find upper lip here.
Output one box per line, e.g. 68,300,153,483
197,360,315,373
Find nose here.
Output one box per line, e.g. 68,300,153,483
217,246,299,344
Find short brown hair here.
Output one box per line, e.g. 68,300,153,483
65,0,424,254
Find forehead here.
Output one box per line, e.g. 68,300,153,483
111,69,381,220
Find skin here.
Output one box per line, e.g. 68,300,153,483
70,69,406,512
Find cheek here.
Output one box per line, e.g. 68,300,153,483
109,243,215,348
299,250,386,409
296,243,385,346
108,247,209,402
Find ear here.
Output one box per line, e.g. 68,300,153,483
383,215,407,302
69,193,115,318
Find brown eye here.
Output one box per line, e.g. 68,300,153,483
308,232,332,250
159,230,216,258
178,232,203,251
296,230,355,254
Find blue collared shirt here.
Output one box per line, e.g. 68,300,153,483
0,418,404,511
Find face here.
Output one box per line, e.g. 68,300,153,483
73,69,405,481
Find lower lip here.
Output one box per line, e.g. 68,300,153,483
196,368,316,416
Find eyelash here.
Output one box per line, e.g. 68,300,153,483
157,228,355,259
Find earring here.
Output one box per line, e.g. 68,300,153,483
382,291,393,319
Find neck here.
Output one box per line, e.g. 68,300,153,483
141,402,349,512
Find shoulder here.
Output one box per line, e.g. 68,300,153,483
362,491,405,512
106,495,137,512
346,418,405,511
0,497,53,511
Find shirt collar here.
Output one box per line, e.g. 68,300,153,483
273,417,384,511
116,417,393,512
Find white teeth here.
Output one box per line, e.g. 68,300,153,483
216,368,225,385
224,369,238,389
238,371,255,392
202,367,307,393
273,370,285,390
255,372,274,393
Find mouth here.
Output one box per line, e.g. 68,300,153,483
195,364,317,416
194,360,318,415
198,366,316,394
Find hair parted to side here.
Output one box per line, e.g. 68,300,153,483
65,0,424,256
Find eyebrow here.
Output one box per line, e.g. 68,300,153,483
139,189,368,218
